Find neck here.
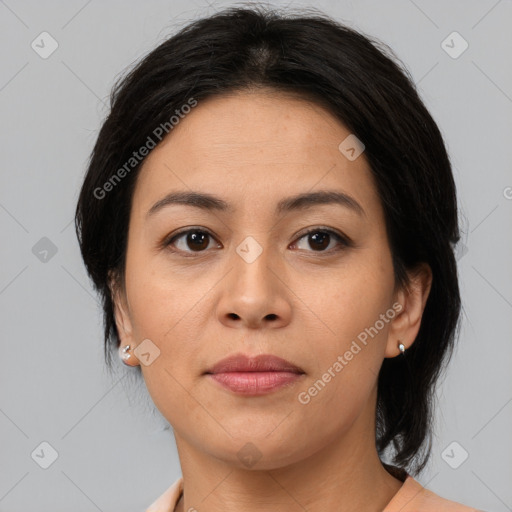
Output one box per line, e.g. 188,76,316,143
173,391,405,512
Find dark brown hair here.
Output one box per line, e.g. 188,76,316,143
75,5,461,476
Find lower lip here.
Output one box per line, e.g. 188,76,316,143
207,371,304,395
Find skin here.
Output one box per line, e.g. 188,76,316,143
112,89,432,512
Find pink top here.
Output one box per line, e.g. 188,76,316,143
145,474,481,511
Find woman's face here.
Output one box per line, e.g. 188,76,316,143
113,90,422,469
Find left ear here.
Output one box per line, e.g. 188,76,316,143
384,262,433,358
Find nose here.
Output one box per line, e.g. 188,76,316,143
216,242,292,330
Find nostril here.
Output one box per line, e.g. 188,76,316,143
227,313,240,320
266,314,277,320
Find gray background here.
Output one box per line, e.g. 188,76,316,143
1,0,511,510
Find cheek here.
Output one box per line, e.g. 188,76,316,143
299,254,395,383
123,244,222,364
291,274,395,444
124,245,204,338
305,255,394,337
125,265,207,425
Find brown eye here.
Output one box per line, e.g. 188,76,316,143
307,232,330,251
292,229,349,253
167,229,218,253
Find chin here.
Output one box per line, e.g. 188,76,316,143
199,432,312,471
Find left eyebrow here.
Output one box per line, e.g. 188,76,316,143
146,189,365,219
276,190,365,218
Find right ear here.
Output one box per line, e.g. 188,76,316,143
108,270,138,366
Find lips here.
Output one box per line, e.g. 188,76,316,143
205,353,305,396
205,353,305,375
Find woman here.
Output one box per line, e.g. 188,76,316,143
75,6,480,511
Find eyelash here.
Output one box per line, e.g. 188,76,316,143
162,226,351,257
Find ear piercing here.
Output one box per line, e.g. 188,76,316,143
119,342,407,365
120,344,131,365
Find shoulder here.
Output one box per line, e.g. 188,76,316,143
383,475,482,512
145,477,183,512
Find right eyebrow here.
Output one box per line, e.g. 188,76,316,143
146,191,232,218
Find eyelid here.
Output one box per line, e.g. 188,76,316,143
292,226,352,252
162,226,219,256
163,226,352,255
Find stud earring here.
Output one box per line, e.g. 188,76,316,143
398,341,406,355
120,344,132,365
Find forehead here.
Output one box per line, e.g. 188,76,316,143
132,90,379,217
